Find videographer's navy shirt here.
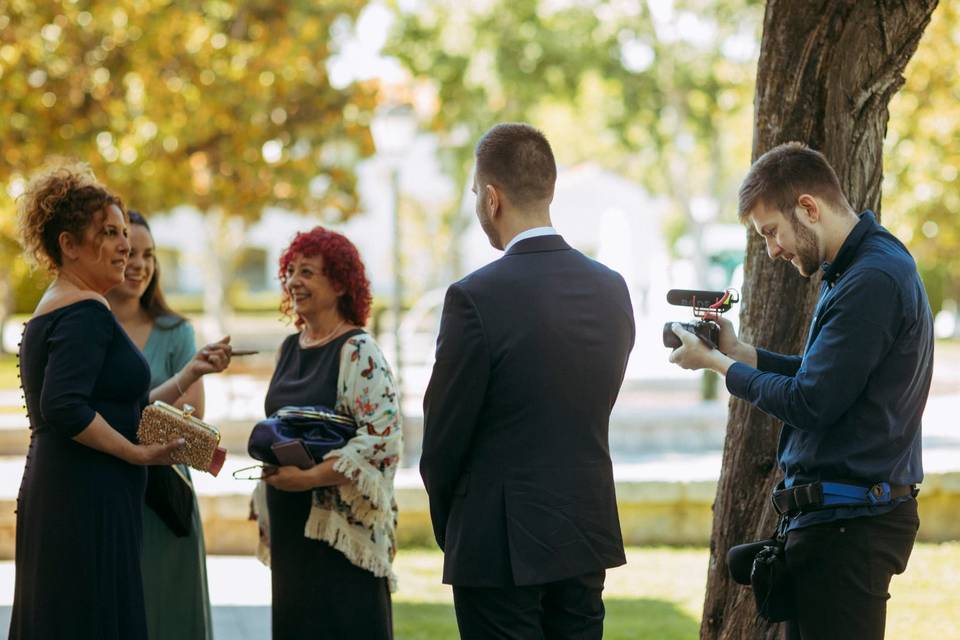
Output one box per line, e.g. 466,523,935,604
726,211,933,531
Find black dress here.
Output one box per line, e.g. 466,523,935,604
10,300,152,640
265,330,393,640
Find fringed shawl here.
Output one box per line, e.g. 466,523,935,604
253,333,403,590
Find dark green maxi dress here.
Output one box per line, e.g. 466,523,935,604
141,315,214,639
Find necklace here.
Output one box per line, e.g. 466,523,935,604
299,319,346,349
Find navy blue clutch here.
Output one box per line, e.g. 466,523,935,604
248,406,357,467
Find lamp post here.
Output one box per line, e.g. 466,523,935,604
370,105,417,395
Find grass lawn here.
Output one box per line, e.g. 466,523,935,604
392,544,960,639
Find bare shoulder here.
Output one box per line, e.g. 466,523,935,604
33,290,110,319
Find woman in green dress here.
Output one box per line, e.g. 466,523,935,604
106,210,231,639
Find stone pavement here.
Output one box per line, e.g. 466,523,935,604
0,556,273,640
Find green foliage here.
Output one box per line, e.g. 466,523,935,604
9,258,50,313
0,0,375,218
0,353,19,388
0,0,378,309
387,0,762,263
226,284,282,313
390,0,956,305
884,1,960,315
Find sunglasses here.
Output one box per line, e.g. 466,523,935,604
231,464,276,480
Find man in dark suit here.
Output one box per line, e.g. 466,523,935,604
420,122,636,639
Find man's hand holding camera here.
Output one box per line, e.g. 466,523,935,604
668,316,758,374
669,319,731,374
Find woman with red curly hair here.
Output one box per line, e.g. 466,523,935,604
253,227,402,639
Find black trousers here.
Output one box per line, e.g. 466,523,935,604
784,499,919,640
452,570,606,640
267,486,393,640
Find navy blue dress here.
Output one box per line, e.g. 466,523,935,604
265,330,393,640
10,300,152,640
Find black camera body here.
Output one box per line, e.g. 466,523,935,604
662,320,720,350
663,288,738,350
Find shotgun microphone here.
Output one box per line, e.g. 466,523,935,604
663,288,739,349
665,289,734,312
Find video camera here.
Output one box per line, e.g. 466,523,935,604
663,289,739,350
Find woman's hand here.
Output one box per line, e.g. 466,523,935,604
147,337,226,412
262,458,350,492
128,438,186,465
74,414,187,466
261,465,320,492
183,335,233,385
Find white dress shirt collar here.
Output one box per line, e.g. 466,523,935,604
503,226,559,253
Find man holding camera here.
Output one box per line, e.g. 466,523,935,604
669,142,933,639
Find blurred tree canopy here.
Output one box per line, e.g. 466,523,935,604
390,0,960,319
1,0,957,323
387,0,763,279
884,0,960,318
0,0,376,313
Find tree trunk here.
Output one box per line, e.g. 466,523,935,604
700,1,938,638
201,208,244,340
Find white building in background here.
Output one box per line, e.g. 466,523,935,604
148,160,676,315
144,150,670,301
461,163,670,314
147,133,454,302
143,145,743,383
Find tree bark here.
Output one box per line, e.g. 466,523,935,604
700,2,938,638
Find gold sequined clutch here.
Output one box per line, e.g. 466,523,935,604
137,401,227,476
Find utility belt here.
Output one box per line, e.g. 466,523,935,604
728,479,919,624
771,480,918,517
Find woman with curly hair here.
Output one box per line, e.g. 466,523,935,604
9,163,230,640
253,226,402,639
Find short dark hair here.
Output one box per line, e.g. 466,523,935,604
737,142,850,222
475,123,557,206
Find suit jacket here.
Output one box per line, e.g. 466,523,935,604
420,234,636,587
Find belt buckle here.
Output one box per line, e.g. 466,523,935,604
868,482,890,505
